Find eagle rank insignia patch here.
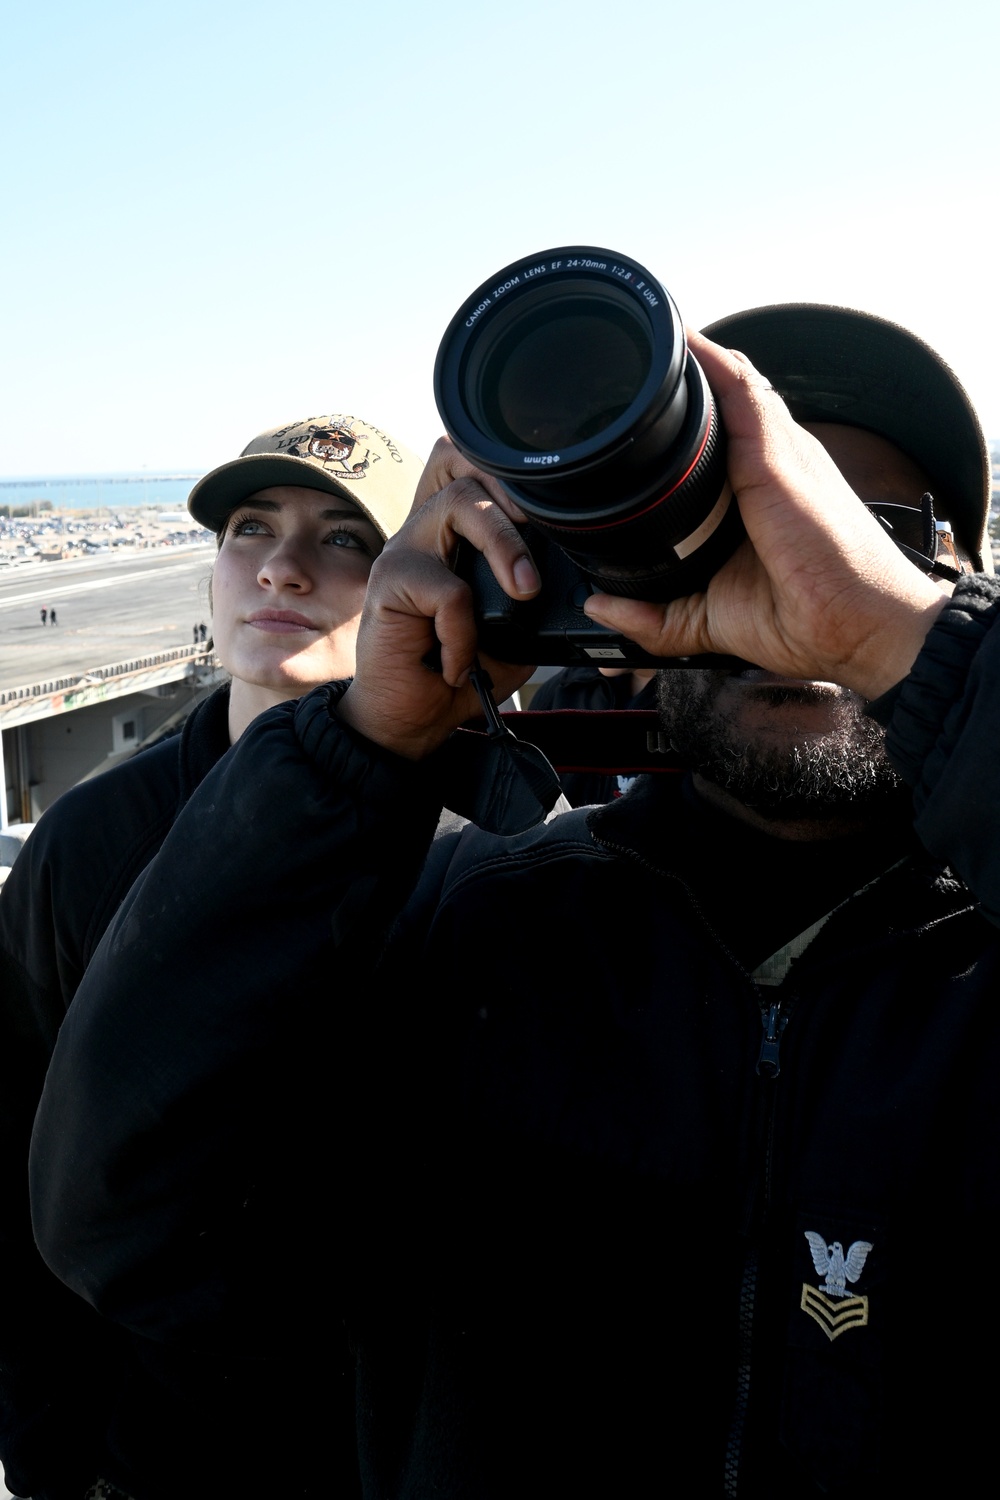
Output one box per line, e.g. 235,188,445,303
800,1232,873,1341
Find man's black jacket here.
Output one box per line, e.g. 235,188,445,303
29,578,1000,1496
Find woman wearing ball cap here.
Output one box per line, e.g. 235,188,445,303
188,412,422,739
0,412,422,1500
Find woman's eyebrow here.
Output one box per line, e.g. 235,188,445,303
241,498,371,525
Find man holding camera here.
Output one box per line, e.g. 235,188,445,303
32,313,1000,1495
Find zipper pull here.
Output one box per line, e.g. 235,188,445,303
756,1002,787,1078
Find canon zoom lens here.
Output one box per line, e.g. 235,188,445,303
434,247,741,601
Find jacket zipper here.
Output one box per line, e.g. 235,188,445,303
757,1001,788,1078
590,828,783,1496
723,995,792,1496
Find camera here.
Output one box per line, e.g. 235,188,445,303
433,247,742,666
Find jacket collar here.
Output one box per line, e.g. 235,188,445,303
585,772,976,950
177,684,232,804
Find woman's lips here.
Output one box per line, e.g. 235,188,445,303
245,609,318,634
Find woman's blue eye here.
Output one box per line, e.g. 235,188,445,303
226,516,376,554
328,528,371,553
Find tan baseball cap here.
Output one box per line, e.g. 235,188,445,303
188,413,424,540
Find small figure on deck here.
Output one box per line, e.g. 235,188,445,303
40,608,47,626
199,622,207,643
49,607,57,627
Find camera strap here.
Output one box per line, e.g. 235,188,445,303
496,709,684,777
870,493,964,582
439,664,565,836
443,670,686,834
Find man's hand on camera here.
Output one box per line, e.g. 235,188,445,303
583,332,954,701
338,438,538,759
408,434,514,517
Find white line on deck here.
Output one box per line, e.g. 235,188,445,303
0,561,205,608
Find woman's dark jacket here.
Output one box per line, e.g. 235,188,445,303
0,692,231,1499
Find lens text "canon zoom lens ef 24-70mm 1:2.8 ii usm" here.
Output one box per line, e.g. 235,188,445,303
434,247,742,666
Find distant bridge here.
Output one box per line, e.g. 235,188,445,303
0,476,201,490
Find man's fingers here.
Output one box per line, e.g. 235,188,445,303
583,591,714,663
690,329,891,541
410,435,529,524
686,331,790,442
393,480,541,604
345,474,542,758
364,549,475,676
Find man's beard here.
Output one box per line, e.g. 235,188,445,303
657,670,904,822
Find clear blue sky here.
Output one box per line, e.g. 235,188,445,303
2,0,997,475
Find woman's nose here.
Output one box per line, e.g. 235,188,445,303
257,539,312,592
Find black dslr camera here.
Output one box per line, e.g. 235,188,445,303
433,247,742,667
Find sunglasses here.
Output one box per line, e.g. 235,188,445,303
867,495,970,581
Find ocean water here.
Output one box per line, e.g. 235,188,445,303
0,473,201,511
